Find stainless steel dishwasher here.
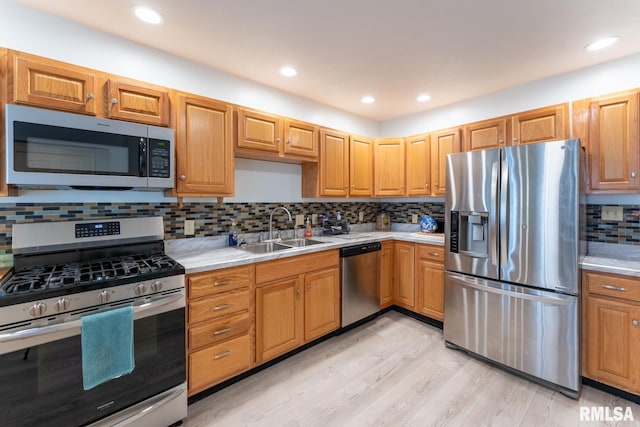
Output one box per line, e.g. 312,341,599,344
340,242,381,327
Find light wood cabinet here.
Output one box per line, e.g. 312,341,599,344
175,93,234,196
587,92,639,192
10,53,97,115
405,134,431,196
187,265,254,396
583,271,640,394
302,129,349,197
349,135,374,196
284,119,318,159
394,242,415,309
255,250,340,363
106,78,170,126
304,267,340,341
464,117,507,151
379,241,394,308
415,245,445,321
237,108,282,154
430,128,461,196
511,104,568,145
374,138,406,196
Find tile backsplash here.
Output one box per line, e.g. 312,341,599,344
0,202,638,259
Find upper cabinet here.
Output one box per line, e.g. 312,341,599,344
374,138,406,197
175,93,234,196
9,52,97,115
463,118,506,151
430,128,461,196
236,108,318,163
106,78,170,126
510,104,568,145
302,128,349,197
405,134,431,196
586,91,640,192
349,135,373,196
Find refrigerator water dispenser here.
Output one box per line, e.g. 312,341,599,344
449,211,489,257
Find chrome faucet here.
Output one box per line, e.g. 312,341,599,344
268,206,293,241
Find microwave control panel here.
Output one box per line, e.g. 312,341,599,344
148,139,171,178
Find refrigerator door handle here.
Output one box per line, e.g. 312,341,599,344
490,160,499,267
448,273,570,306
499,156,509,266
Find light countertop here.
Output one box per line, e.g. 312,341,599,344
581,242,640,277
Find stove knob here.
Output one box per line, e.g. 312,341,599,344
98,290,111,304
55,298,70,312
134,284,146,296
28,302,47,317
151,280,163,292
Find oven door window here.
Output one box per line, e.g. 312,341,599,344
13,121,142,176
0,309,185,427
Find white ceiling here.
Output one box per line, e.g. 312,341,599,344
10,0,640,121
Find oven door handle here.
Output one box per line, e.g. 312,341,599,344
0,292,185,355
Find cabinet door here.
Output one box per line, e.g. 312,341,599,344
431,128,461,196
374,138,406,196
405,134,431,196
255,277,303,363
464,118,507,151
394,242,415,309
588,93,640,192
106,79,170,126
416,258,444,321
379,242,394,308
349,135,374,196
319,129,349,196
284,119,318,159
511,104,568,145
237,108,282,154
585,295,640,392
304,268,340,341
176,95,234,195
13,55,96,114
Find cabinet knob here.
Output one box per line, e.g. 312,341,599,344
344,185,348,188
307,285,312,291
425,184,429,188
499,140,504,144
86,93,94,100
286,139,290,144
632,172,637,179
111,98,118,104
434,183,439,187
276,138,281,143
296,288,301,299
180,175,186,181
633,320,639,327
513,137,519,142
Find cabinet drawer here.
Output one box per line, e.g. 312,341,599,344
189,289,249,323
256,250,339,284
417,245,444,263
189,334,250,393
189,265,252,298
189,312,250,350
585,272,640,302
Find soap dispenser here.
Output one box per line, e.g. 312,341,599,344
304,216,312,237
228,221,238,246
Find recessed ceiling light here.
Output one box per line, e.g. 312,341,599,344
133,6,164,24
417,94,432,102
361,96,375,104
280,66,297,77
585,36,619,51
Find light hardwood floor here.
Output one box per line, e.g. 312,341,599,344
184,311,640,426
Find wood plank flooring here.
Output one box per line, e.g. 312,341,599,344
184,311,640,426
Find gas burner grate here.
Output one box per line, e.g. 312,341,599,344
1,254,181,296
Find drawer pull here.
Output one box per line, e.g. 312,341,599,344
214,279,231,287
212,304,231,311
213,351,231,360
601,284,626,292
428,252,440,257
213,327,231,336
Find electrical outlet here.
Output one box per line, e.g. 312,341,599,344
295,214,305,226
311,214,318,225
358,211,364,222
184,219,195,236
601,205,623,221
412,214,418,224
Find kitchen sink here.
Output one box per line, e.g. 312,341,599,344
239,241,291,254
279,238,325,247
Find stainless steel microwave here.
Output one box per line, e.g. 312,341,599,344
5,104,175,190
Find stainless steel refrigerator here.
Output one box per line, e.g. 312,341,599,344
443,139,585,398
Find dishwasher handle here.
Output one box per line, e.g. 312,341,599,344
339,242,382,257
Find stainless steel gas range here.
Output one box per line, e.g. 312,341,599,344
0,216,187,427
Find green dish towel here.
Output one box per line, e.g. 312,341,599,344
82,306,135,390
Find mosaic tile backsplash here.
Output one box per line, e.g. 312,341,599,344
0,202,637,259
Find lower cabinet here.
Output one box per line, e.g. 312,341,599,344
379,241,395,308
415,245,445,321
583,271,640,394
394,242,415,309
255,250,340,364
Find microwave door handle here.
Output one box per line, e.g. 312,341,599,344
139,138,147,177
